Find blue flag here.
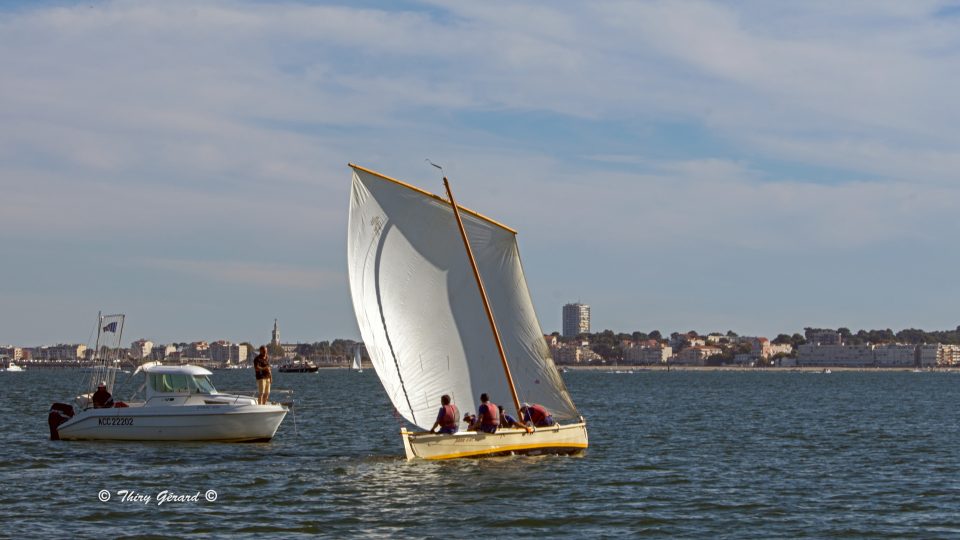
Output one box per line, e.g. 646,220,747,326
102,321,118,333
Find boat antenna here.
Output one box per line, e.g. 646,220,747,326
443,177,523,420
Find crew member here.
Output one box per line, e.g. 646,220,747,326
430,394,459,434
476,393,499,434
92,382,113,408
498,405,526,430
520,402,555,427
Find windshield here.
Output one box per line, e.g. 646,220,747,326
192,375,217,394
149,373,217,394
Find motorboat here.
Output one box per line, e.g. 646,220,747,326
278,360,319,373
4,362,24,372
51,364,287,442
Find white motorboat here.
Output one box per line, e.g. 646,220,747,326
49,312,286,442
4,362,24,372
52,364,287,442
347,164,587,460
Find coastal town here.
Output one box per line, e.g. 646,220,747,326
4,303,960,371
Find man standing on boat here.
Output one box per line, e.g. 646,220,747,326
430,394,459,434
254,346,272,405
476,393,499,434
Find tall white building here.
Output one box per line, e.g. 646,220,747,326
562,303,590,338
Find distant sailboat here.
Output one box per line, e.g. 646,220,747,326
352,345,363,373
347,164,588,460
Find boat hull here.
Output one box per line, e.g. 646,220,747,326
401,421,588,460
56,405,287,442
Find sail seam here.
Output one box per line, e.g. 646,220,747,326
371,223,418,426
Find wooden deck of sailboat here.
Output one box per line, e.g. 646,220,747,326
401,421,588,460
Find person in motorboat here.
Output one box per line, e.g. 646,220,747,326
91,382,114,408
498,405,529,431
430,394,459,434
254,345,272,405
476,393,499,434
520,402,555,428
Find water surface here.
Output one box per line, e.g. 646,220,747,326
3,369,959,538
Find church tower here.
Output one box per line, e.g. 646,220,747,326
271,318,280,347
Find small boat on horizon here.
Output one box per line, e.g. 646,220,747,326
3,362,24,372
277,360,319,373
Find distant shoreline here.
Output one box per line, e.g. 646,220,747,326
560,364,955,373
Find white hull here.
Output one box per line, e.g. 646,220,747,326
401,421,588,460
56,404,287,442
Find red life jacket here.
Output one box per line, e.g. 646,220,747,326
440,404,457,428
479,401,499,426
528,404,548,424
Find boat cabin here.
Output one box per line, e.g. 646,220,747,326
142,364,254,406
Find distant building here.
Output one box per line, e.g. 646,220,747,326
550,341,601,364
180,341,210,361
271,319,281,347
148,344,176,361
36,344,87,361
622,342,672,364
210,340,248,365
0,347,23,361
562,303,590,338
671,346,722,366
130,339,154,359
798,343,918,367
804,329,842,346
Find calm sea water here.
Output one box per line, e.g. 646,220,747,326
3,368,959,538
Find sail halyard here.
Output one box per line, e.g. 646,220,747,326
443,177,523,419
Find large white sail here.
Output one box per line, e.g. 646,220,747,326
347,165,578,430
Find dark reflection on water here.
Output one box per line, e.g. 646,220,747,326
3,369,960,537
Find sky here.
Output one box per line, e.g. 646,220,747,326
3,0,960,346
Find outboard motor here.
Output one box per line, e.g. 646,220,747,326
48,403,75,440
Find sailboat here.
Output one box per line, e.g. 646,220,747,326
347,164,588,460
352,344,363,373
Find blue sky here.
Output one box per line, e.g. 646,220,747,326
3,0,960,346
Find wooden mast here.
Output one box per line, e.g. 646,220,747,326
443,177,523,418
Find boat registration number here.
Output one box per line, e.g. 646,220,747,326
98,417,134,426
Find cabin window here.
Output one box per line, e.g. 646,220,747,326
192,375,217,394
149,373,191,393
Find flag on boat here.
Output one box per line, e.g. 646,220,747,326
102,322,118,333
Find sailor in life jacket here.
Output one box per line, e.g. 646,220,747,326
520,402,555,427
477,393,499,434
498,405,526,429
430,394,459,434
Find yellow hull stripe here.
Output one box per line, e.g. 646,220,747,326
423,442,588,460
349,163,518,234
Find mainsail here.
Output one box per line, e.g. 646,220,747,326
347,165,578,430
